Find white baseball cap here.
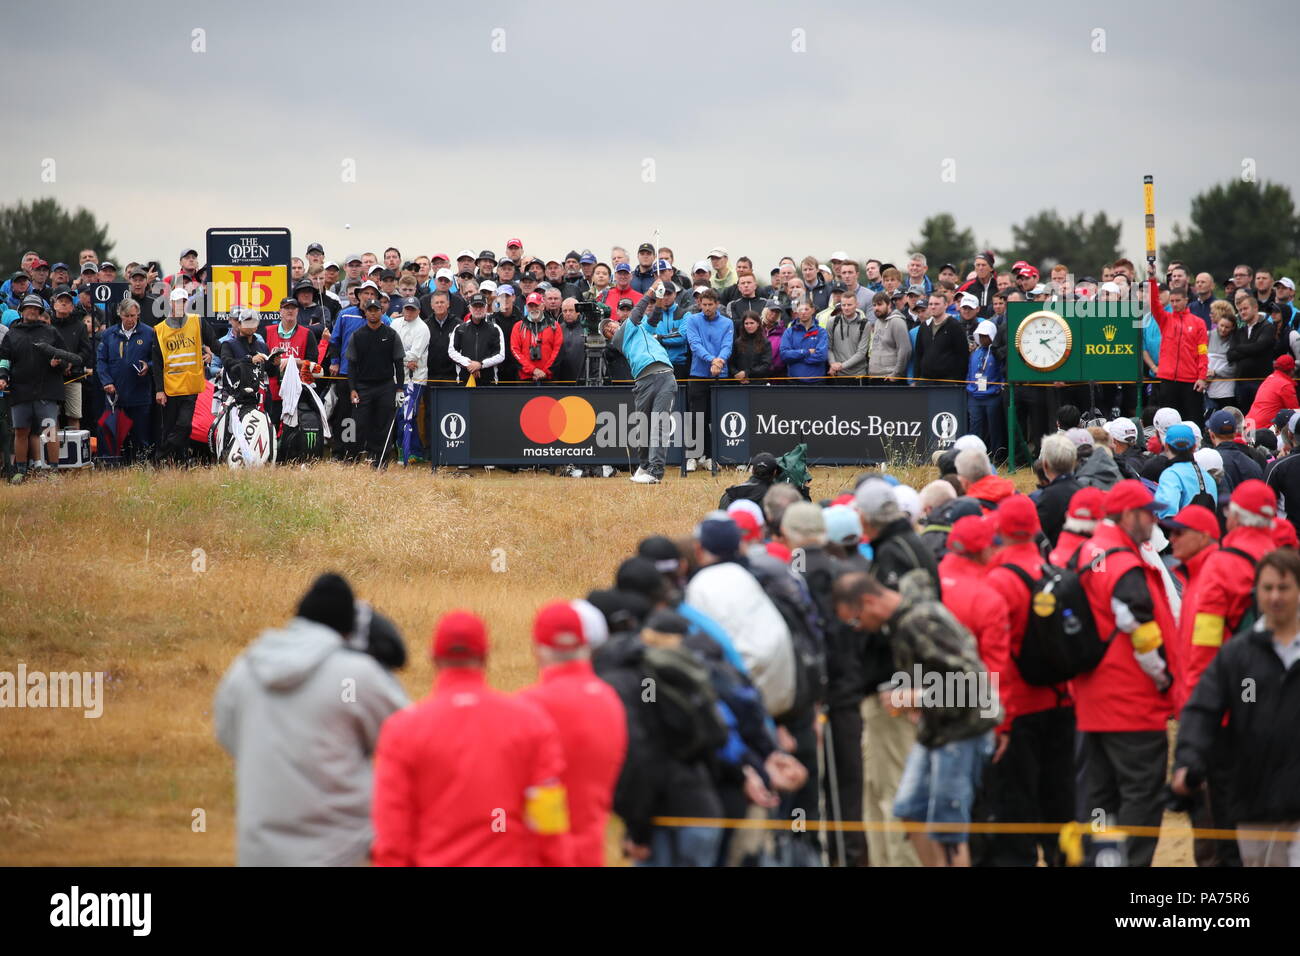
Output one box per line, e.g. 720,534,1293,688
953,434,987,454
456,249,475,261
1153,407,1182,437
707,246,729,258
1194,447,1223,473
1276,277,1295,291
1104,418,1138,444
693,260,712,274
958,292,980,310
435,267,454,281
975,319,997,339
830,250,849,262
479,280,498,294
1030,283,1049,295
1100,281,1121,295
169,287,188,302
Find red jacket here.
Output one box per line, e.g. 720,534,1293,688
518,660,627,867
1172,543,1218,714
510,317,563,380
264,323,312,401
938,551,1010,720
1074,522,1177,732
371,668,572,867
1150,279,1208,383
1048,528,1091,567
987,540,1072,725
600,286,642,311
965,473,1016,512
1182,524,1275,706
1246,370,1298,431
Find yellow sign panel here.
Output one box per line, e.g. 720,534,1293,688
210,264,289,314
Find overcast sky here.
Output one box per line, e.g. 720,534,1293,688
2,0,1297,274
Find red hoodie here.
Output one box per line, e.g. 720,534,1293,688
1171,543,1218,714
518,660,627,867
938,551,1010,719
1246,369,1298,431
1181,524,1276,705
371,668,572,866
965,473,1016,512
1149,279,1207,383
987,540,1073,725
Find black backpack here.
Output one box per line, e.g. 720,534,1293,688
1002,547,1128,686
1189,460,1218,514
640,645,728,763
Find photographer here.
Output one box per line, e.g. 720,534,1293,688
510,292,562,382
610,282,678,484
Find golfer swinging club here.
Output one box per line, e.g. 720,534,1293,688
610,252,678,485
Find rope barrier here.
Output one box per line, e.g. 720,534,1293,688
303,373,1273,387
648,816,1299,842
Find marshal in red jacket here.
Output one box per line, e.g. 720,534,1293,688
1073,521,1177,732
518,659,627,867
510,317,563,380
1149,279,1208,384
371,667,572,866
938,551,1010,718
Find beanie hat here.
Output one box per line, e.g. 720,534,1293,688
297,573,356,636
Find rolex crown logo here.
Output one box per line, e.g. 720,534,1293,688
1103,323,1117,342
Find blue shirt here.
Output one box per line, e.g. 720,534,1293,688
966,344,1002,397
779,321,830,380
683,311,734,377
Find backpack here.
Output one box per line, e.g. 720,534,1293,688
1189,461,1218,514
749,557,827,718
640,645,728,763
1001,546,1128,686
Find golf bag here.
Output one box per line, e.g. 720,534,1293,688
208,352,279,468
280,400,326,462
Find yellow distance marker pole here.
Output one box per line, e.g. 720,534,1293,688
1143,174,1156,270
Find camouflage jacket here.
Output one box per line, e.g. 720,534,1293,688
882,569,1001,748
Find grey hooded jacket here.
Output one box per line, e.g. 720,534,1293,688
214,617,409,866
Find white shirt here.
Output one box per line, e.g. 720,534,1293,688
393,315,430,381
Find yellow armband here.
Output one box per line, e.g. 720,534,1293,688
524,783,570,836
1191,613,1226,648
1131,621,1163,654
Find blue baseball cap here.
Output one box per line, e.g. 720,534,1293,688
50,262,69,272
400,296,420,311
496,283,515,296
1164,423,1196,452
1206,409,1236,436
655,259,672,272
579,253,597,265
614,262,632,273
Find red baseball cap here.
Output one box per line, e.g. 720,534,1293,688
832,492,855,507
532,600,586,650
730,509,763,543
32,258,49,269
948,514,995,554
1272,519,1298,549
1160,504,1220,539
432,609,488,662
1230,479,1278,520
996,494,1041,538
765,541,793,563
1066,487,1106,522
430,253,449,262
506,238,523,249
526,291,543,306
1104,479,1158,516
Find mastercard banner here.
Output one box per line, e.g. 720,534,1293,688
427,386,690,467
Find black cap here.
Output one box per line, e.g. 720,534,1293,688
53,285,75,301
637,242,655,254
637,535,681,564
297,573,356,636
469,293,487,306
279,297,299,309
400,296,420,311
496,257,516,269
362,300,383,311
618,298,634,310
661,280,678,295
565,250,581,261
644,608,690,636
306,242,324,254
751,451,779,478
378,269,397,280
940,263,957,272
477,250,497,262
293,279,316,294
616,557,667,601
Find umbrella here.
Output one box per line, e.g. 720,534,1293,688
96,396,132,459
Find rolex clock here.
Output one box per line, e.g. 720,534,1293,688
1014,310,1073,373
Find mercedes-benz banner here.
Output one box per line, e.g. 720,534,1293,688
710,385,965,466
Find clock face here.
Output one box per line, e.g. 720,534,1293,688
1016,311,1072,373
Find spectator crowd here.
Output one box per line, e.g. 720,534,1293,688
216,402,1300,866
3,240,1296,479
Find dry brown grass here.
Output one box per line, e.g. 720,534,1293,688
0,461,1191,865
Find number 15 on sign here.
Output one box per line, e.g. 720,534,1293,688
210,265,287,313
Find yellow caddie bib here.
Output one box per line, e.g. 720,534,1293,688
157,313,205,397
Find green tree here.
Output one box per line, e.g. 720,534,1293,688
0,198,115,275
1163,179,1300,279
909,213,975,275
999,209,1122,277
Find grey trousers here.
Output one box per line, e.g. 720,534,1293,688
632,368,676,477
